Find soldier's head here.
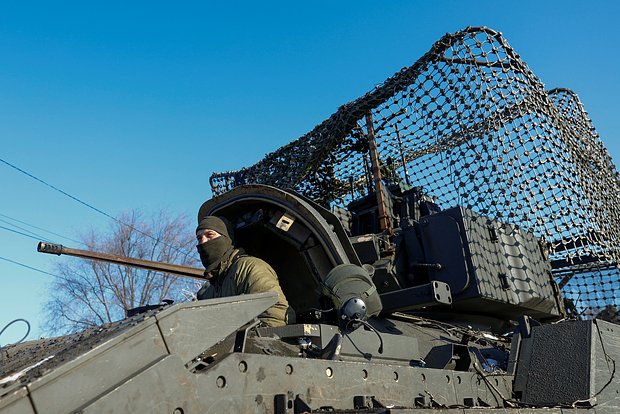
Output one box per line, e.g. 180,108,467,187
196,216,233,241
196,216,234,273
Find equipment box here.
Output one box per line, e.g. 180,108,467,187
417,206,562,319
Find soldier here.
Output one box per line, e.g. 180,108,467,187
195,216,294,327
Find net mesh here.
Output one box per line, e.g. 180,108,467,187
210,27,620,318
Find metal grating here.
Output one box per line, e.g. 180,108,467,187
210,27,620,318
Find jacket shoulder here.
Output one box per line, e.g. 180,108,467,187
235,255,275,272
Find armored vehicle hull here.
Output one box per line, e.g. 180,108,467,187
2,294,619,412
2,185,619,413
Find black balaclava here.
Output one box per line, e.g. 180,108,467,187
196,216,234,274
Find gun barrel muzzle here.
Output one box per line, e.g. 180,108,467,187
37,242,64,255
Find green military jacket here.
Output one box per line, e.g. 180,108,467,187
197,248,294,327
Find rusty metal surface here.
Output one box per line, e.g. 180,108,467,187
210,26,620,317
37,241,206,279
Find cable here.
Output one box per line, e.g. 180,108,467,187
391,312,511,345
0,255,62,278
358,320,384,354
0,318,31,349
0,157,191,257
0,224,44,241
0,157,120,221
0,212,84,245
0,218,52,242
472,362,518,408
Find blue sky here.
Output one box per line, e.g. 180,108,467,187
1,1,618,345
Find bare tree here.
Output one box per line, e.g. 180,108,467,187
43,210,201,335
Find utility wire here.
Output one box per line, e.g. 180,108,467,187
0,157,119,222
0,217,53,243
0,255,61,278
0,224,46,242
0,212,84,246
0,157,191,257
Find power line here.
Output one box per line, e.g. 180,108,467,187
0,255,60,278
0,224,46,242
0,157,118,222
0,212,84,245
0,217,54,243
0,156,191,257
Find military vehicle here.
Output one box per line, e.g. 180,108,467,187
1,26,619,413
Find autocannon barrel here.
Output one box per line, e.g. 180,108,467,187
37,242,206,279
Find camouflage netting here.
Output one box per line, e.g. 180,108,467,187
210,27,620,317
